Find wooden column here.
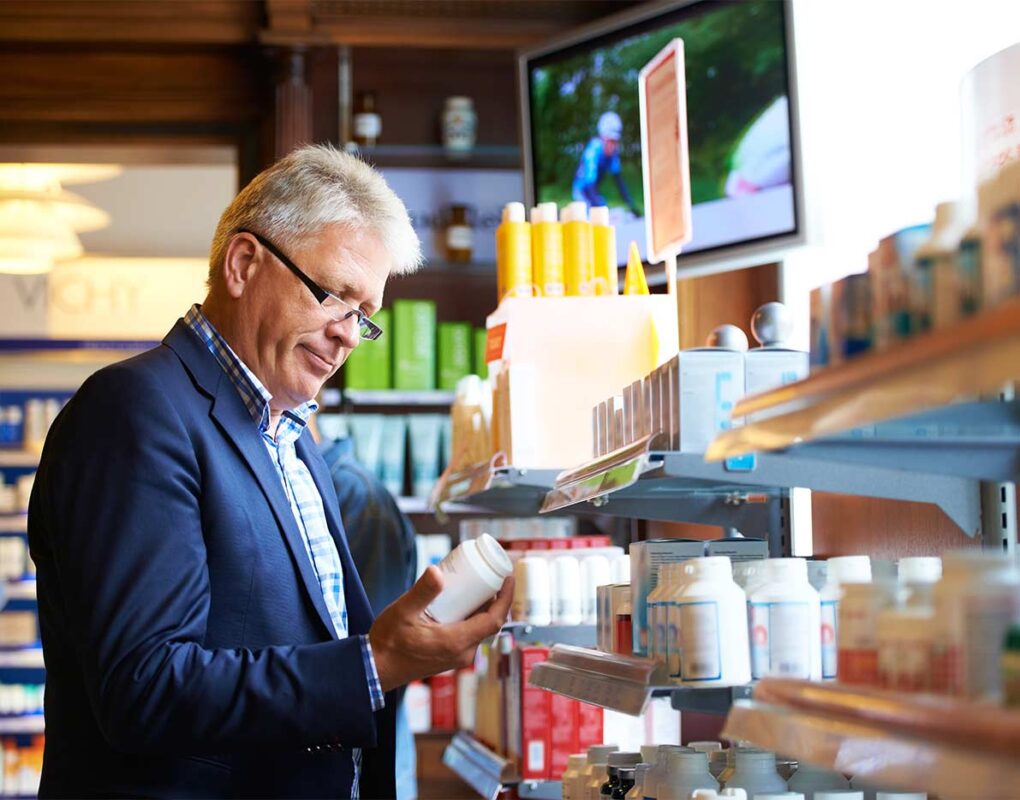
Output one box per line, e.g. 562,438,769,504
273,46,313,159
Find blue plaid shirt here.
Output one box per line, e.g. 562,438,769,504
185,306,383,794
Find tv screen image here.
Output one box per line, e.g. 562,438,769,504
525,0,798,268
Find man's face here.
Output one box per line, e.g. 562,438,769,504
240,224,391,412
602,137,619,157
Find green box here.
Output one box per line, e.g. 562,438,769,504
474,327,489,377
342,308,392,390
438,322,472,391
393,300,436,390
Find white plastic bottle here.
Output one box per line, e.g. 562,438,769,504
673,557,751,686
581,555,612,625
625,763,652,800
933,550,1020,698
552,556,583,625
644,745,689,800
563,753,589,800
666,562,697,681
733,560,768,595
724,750,787,796
580,746,619,800
749,560,823,680
512,556,552,625
837,582,896,686
819,556,872,680
657,750,718,800
425,533,512,623
897,556,942,608
787,763,851,796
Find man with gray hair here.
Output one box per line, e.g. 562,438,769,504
28,145,512,799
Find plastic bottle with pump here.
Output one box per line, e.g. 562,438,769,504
591,205,619,296
497,202,533,304
532,203,566,297
562,201,594,296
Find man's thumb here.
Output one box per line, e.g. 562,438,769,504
404,565,444,614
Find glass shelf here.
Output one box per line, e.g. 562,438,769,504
442,731,520,800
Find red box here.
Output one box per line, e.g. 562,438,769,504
548,539,571,550
549,695,578,780
430,670,457,731
515,646,551,780
577,701,604,751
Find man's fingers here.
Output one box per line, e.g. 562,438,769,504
402,565,444,615
488,577,513,623
454,578,515,643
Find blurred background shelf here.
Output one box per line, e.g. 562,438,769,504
342,389,456,407
0,648,44,684
723,678,1020,800
0,452,39,468
352,143,521,170
0,516,28,533
500,622,597,648
0,715,44,735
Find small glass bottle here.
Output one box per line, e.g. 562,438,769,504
442,96,477,153
353,90,382,147
613,768,637,799
445,203,474,262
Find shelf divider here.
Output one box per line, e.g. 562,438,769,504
442,731,519,800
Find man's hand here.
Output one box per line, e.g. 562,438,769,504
368,566,513,692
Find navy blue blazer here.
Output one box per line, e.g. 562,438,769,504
28,320,396,799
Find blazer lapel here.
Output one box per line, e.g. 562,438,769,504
296,432,375,635
208,366,340,641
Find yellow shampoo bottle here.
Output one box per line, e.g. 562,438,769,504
562,201,594,296
531,203,565,297
497,202,533,301
590,206,618,296
623,241,649,295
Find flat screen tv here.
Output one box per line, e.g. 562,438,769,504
519,0,803,275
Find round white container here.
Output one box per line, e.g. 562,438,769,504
725,750,787,797
838,581,897,686
933,549,1020,698
674,557,751,686
551,556,583,625
563,753,588,800
512,556,551,625
876,606,934,692
788,763,851,795
749,559,822,680
665,561,698,680
733,559,769,595
612,553,631,583
819,556,872,680
580,555,612,625
657,750,718,800
645,745,689,800
426,533,512,623
897,556,942,609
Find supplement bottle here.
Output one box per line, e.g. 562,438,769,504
563,753,588,800
624,764,650,800
580,555,611,625
647,564,679,666
644,745,689,800
496,202,533,303
657,750,718,800
425,533,512,623
580,746,618,800
897,556,942,609
724,750,787,797
591,206,619,296
613,768,636,799
512,556,552,625
819,556,872,680
749,559,822,680
673,557,751,686
601,753,642,798
532,202,566,297
665,561,697,681
838,582,896,686
788,763,851,795
587,764,610,800
876,606,934,691
552,556,583,626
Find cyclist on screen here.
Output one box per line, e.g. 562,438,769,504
572,111,641,216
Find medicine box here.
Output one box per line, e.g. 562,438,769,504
675,349,745,453
744,349,809,422
630,539,705,656
705,537,769,563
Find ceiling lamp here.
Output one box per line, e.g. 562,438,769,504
0,163,120,275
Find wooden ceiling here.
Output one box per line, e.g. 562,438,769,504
0,0,640,49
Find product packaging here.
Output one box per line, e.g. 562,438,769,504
393,299,437,390
408,414,443,498
674,347,745,453
561,201,594,296
511,556,552,626
590,206,618,296
630,539,705,656
348,414,386,478
497,202,533,302
808,284,831,370
749,559,822,680
531,203,565,298
837,581,896,686
836,273,873,358
549,694,578,779
429,670,457,731
507,645,551,780
378,415,408,496
705,538,768,563
473,327,489,378
343,307,393,390
819,555,872,680
438,322,473,391
876,606,935,692
425,534,512,624
873,225,930,348
978,158,1020,308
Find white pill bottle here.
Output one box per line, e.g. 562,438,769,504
426,533,513,623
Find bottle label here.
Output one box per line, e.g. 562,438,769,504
667,604,682,679
678,601,722,681
750,601,811,678
353,113,381,139
446,225,474,251
820,599,838,679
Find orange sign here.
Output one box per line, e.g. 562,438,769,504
485,323,507,363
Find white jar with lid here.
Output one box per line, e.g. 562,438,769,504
933,549,1020,698
897,556,942,608
581,554,612,625
724,750,787,797
425,533,512,623
673,557,751,686
819,556,872,680
512,556,551,625
749,559,822,680
552,556,583,625
665,561,698,681
657,750,717,800
838,581,896,686
442,96,477,153
876,606,934,691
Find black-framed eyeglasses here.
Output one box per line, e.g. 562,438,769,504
237,229,383,341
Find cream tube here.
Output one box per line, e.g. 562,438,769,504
408,414,443,498
378,415,408,497
348,414,385,479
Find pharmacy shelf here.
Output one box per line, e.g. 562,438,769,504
4,581,35,602
395,496,489,516
0,338,159,354
0,451,38,468
0,714,44,735
442,731,520,800
341,389,456,407
501,622,597,649
353,143,521,170
527,644,749,717
708,296,1020,468
0,516,27,533
723,678,1020,800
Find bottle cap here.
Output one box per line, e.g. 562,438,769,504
607,752,641,768
504,202,526,223
897,556,942,584
688,741,722,753
587,744,619,763
539,201,559,221
640,745,658,764
688,556,732,580
529,206,544,223
590,206,610,225
765,558,809,582
475,533,512,580
826,556,872,585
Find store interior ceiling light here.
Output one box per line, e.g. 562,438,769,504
0,163,120,275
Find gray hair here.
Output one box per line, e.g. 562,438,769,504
208,144,421,285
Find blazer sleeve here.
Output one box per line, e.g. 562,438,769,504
29,362,378,757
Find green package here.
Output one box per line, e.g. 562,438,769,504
473,327,489,377
438,322,472,391
393,300,436,390
343,308,392,390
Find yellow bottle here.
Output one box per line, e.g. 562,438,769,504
531,203,565,297
623,241,649,295
562,201,594,296
590,206,618,296
497,202,533,302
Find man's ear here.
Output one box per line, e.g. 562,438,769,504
222,234,260,300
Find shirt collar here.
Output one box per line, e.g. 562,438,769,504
184,304,318,437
